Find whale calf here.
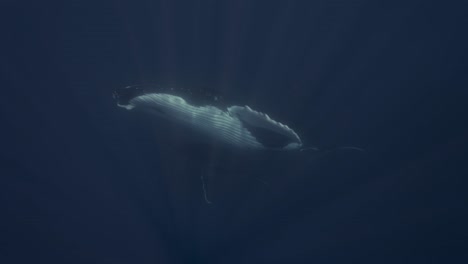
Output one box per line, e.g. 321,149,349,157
113,85,303,151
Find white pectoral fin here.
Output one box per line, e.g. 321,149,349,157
228,105,302,149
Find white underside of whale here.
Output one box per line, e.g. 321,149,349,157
121,93,302,150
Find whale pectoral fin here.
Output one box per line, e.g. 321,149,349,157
228,105,302,150
238,118,292,149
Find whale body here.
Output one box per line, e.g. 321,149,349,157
113,85,303,151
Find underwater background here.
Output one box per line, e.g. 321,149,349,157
1,0,467,263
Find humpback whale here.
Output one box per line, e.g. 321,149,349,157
113,85,366,204
113,85,303,151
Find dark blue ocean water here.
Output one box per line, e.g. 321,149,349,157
1,1,467,263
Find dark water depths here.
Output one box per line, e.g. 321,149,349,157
1,1,467,263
